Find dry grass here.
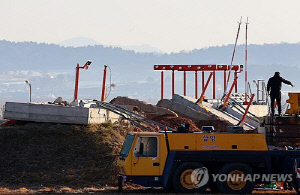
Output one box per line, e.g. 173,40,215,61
0,122,131,190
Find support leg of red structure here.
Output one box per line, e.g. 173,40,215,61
101,65,108,102
195,71,198,99
183,71,186,96
221,78,238,109
196,72,213,104
172,70,175,97
161,71,164,100
74,64,80,100
213,71,216,99
238,93,255,126
224,70,227,92
202,71,205,92
234,71,238,93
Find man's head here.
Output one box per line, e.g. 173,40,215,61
274,72,280,77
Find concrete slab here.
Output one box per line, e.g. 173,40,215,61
226,106,260,128
245,105,268,117
157,99,212,121
170,95,256,130
4,102,121,125
172,94,208,113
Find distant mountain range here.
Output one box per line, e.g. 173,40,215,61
58,37,164,53
0,39,300,108
58,37,100,47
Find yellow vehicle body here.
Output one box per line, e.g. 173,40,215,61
168,133,267,151
117,132,268,177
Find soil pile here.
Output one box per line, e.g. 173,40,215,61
152,115,201,132
196,119,231,132
110,96,177,119
152,115,231,132
0,122,129,188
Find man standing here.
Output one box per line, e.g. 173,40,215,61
267,72,294,116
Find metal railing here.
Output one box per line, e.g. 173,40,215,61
96,101,176,132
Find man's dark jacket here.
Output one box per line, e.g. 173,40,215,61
267,75,292,95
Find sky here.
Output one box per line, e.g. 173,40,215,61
1,0,300,53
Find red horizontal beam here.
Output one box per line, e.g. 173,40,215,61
154,64,241,71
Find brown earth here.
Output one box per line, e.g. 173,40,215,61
152,115,201,132
110,96,177,119
152,115,233,132
0,185,296,194
195,119,232,132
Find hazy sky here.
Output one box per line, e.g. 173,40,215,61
1,0,300,53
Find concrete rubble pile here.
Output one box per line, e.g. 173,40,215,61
157,94,233,131
111,95,245,132
3,94,260,131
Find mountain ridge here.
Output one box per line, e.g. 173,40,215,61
0,39,299,105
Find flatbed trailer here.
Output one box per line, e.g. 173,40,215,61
117,131,300,194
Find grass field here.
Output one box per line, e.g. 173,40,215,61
0,122,130,190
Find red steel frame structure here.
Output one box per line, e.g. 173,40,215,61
154,64,243,100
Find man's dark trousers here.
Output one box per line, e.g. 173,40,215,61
270,92,281,115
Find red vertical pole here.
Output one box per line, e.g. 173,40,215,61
183,71,186,96
226,17,242,90
224,70,227,92
202,71,205,92
195,71,198,99
213,71,216,99
234,71,238,93
172,70,175,97
245,17,249,103
161,71,164,100
74,64,80,100
245,71,248,103
101,65,108,102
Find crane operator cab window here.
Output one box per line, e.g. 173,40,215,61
120,134,135,157
133,137,158,158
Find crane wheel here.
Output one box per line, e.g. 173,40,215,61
172,162,208,193
292,176,300,194
216,163,254,194
208,180,220,193
118,175,123,192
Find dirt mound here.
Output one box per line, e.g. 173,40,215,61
152,115,231,132
0,122,129,188
152,115,201,132
110,96,177,119
196,120,231,132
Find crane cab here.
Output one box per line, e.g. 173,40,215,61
117,132,168,175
